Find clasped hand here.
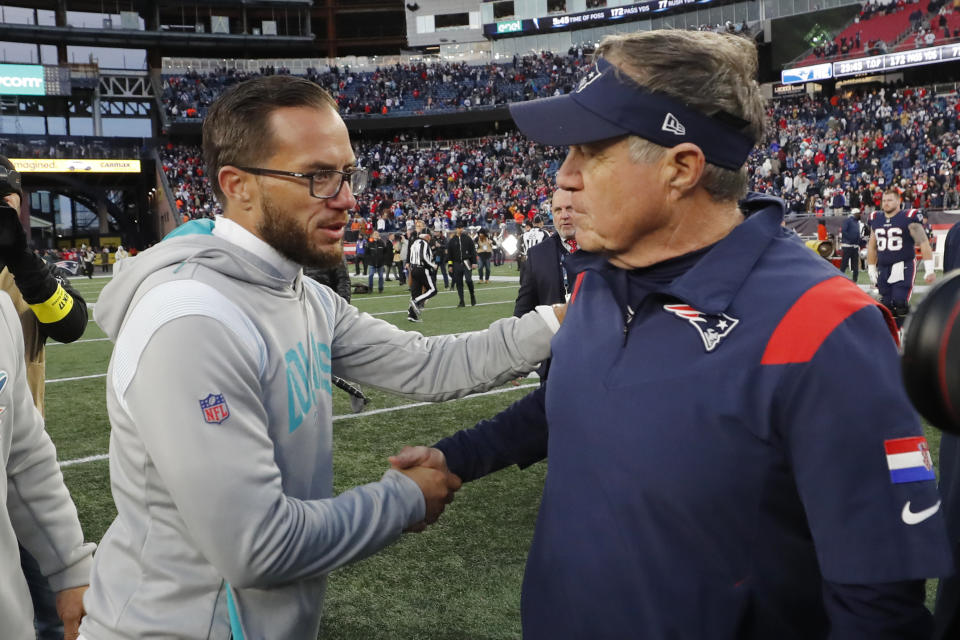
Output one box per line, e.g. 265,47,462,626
389,446,462,532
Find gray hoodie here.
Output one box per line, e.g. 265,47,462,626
81,220,555,639
0,292,94,640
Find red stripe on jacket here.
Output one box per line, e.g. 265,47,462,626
762,276,898,365
570,272,585,305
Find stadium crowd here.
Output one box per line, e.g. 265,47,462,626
162,50,591,121
163,24,754,124
159,81,960,234
747,86,960,213
0,136,143,161
160,142,220,220
808,0,960,60
160,134,566,227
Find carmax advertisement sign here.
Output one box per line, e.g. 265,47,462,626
0,64,45,96
10,158,141,173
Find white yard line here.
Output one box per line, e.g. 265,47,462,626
370,300,512,316
351,284,517,301
48,337,111,346
57,382,540,469
60,454,109,468
47,373,107,384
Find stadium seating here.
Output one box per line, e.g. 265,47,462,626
160,136,566,224
891,8,960,50
0,135,142,160
162,53,589,122
160,144,220,221
796,1,931,64
747,86,960,213
159,81,960,224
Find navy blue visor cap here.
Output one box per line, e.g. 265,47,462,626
508,58,756,171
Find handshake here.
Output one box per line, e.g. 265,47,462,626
389,446,462,533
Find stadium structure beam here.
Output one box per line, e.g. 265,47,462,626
99,75,154,100
100,101,151,117
0,23,314,56
0,0,311,10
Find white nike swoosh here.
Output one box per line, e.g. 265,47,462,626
901,500,942,525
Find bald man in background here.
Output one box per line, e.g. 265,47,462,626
514,188,580,317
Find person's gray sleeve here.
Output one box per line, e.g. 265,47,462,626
122,316,425,589
3,296,94,592
327,292,557,401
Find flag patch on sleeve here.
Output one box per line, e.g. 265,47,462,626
200,393,230,424
884,436,936,484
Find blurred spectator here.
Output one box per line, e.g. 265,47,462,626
0,135,142,161
161,134,565,228
162,54,589,121
160,32,753,123
747,85,960,213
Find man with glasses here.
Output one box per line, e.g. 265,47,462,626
79,75,562,640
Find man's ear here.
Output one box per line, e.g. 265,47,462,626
219,166,253,208
663,143,706,200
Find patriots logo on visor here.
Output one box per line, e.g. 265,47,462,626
664,304,739,352
576,63,604,93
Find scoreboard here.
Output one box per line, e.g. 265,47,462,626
782,42,960,85
0,64,73,97
484,0,723,37
831,44,960,76
44,66,71,97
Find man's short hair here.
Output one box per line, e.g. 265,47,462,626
883,187,902,198
595,30,766,202
202,75,337,203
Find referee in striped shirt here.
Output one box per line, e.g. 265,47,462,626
407,231,437,322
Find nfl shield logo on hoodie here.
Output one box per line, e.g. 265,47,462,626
199,393,230,424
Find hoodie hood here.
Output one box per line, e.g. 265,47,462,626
95,221,298,341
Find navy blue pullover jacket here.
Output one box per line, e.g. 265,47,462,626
437,194,951,639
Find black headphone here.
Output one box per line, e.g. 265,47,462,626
0,165,21,198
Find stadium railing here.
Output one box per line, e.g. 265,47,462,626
0,134,147,160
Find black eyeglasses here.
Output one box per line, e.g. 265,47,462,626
236,166,369,199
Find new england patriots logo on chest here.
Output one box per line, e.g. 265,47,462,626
664,304,739,352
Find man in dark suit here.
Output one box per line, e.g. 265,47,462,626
447,219,477,307
514,188,579,317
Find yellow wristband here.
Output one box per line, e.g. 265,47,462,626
29,283,74,324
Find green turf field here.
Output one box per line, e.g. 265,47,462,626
44,262,944,637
